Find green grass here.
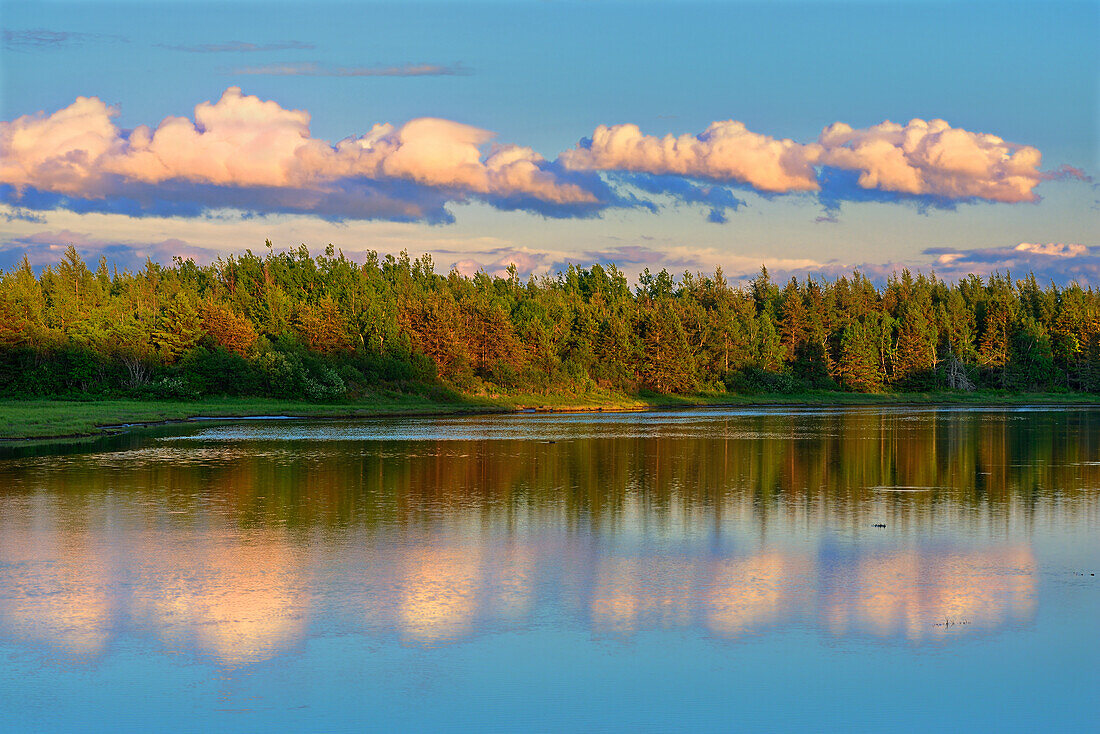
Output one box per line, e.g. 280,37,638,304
0,393,500,441
3,389,1100,442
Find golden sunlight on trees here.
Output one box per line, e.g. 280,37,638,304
201,300,258,355
0,245,1096,400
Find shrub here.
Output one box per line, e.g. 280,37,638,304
725,367,804,394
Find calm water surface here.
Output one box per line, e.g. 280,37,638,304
1,406,1098,732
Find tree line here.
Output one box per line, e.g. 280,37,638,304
1,242,1098,400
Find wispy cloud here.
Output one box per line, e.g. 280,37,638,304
233,61,470,77
449,246,553,278
1,206,45,224
1041,163,1092,184
738,242,1100,287
158,40,314,53
0,229,215,272
2,29,126,50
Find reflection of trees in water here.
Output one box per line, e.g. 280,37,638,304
5,410,1097,530
0,409,1091,662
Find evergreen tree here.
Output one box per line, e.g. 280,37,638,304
837,322,883,392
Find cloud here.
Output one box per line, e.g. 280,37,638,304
0,229,216,272
233,62,469,77
561,121,820,193
1012,242,1087,257
2,29,126,50
922,242,1100,283
1041,163,1092,183
730,259,909,287
578,244,823,282
1,206,45,224
744,242,1100,287
449,247,553,278
0,88,599,222
445,243,723,279
816,119,1044,204
583,244,702,270
562,117,1054,207
814,165,959,217
158,40,314,53
609,173,745,223
0,88,1086,224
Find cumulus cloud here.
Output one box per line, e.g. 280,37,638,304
0,88,1086,223
561,121,819,193
234,62,469,77
0,87,599,222
817,119,1043,203
562,117,1055,207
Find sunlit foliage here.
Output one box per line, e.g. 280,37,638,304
2,244,1097,399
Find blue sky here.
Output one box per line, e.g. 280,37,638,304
2,0,1097,282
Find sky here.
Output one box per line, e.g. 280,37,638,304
1,0,1098,283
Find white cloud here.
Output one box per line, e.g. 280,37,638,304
0,88,1080,223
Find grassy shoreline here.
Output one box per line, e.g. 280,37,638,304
3,389,1100,443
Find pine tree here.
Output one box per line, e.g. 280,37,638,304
153,293,204,362
837,322,883,392
779,279,808,364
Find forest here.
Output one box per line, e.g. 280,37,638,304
2,242,1099,401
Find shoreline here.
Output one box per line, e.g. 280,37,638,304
3,391,1100,445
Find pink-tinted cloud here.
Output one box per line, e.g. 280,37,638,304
560,121,819,193
1011,242,1087,257
0,88,598,221
817,119,1044,203
563,117,1052,205
1,88,591,201
922,242,1099,283
451,250,545,278
0,88,1086,223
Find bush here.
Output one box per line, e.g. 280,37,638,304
178,346,263,396
255,350,347,400
725,367,805,394
144,375,200,400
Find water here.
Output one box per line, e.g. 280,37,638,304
0,406,1097,732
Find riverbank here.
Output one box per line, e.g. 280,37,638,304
3,389,1100,443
